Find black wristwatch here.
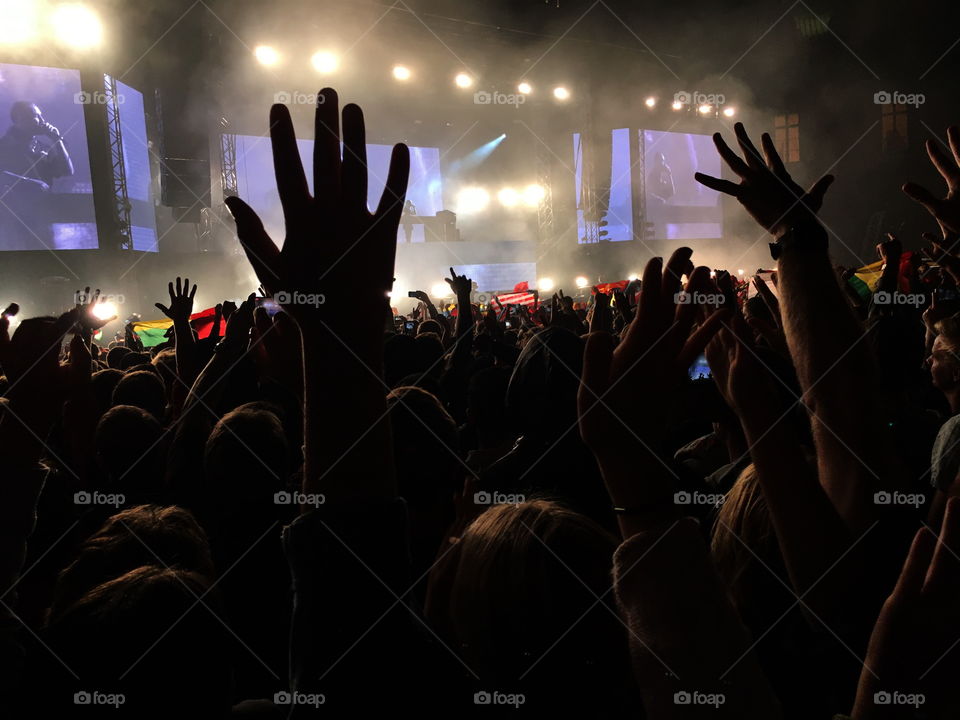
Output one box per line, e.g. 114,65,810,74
769,221,828,260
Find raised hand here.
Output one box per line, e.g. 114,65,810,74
224,88,409,501
579,248,727,527
695,122,834,238
224,88,409,341
903,126,960,237
590,286,612,333
154,277,197,323
73,287,117,334
851,498,960,720
444,267,472,297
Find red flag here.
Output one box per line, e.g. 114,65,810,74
594,280,629,294
513,281,529,292
496,291,536,307
189,307,226,340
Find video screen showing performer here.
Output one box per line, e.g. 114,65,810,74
642,129,723,241
0,64,98,251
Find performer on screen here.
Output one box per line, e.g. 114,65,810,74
647,151,675,204
401,199,417,243
0,101,74,190
0,101,74,249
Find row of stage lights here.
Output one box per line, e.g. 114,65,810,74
254,45,576,101
0,1,103,49
254,47,738,115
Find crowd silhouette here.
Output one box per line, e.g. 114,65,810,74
3,88,960,718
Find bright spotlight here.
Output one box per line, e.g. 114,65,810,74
254,45,280,66
393,65,411,81
722,106,736,117
575,276,589,289
553,86,570,101
671,100,683,110
455,72,473,88
698,104,712,114
537,277,555,293
430,282,450,298
737,268,745,276
498,188,519,207
92,301,117,321
518,81,532,95
627,273,639,281
310,51,338,74
521,184,545,207
456,186,490,214
644,96,656,108
50,4,103,49
0,0,40,45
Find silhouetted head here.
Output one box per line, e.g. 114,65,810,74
428,500,628,690
506,327,583,436
46,565,232,719
106,346,131,369
202,405,289,527
94,405,164,499
50,504,214,622
112,370,166,420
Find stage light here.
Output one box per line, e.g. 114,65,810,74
722,106,736,117
521,184,545,207
393,65,411,81
627,273,639,281
709,270,717,279
671,100,683,110
645,96,656,108
553,86,570,101
50,4,103,49
254,45,280,66
518,81,532,94
575,276,589,289
455,72,473,88
310,51,338,74
456,186,489,214
431,282,450,298
537,277,554,293
0,0,40,45
93,301,117,322
698,104,712,114
498,187,519,207
737,268,745,276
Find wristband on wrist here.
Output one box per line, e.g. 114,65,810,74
770,220,828,260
